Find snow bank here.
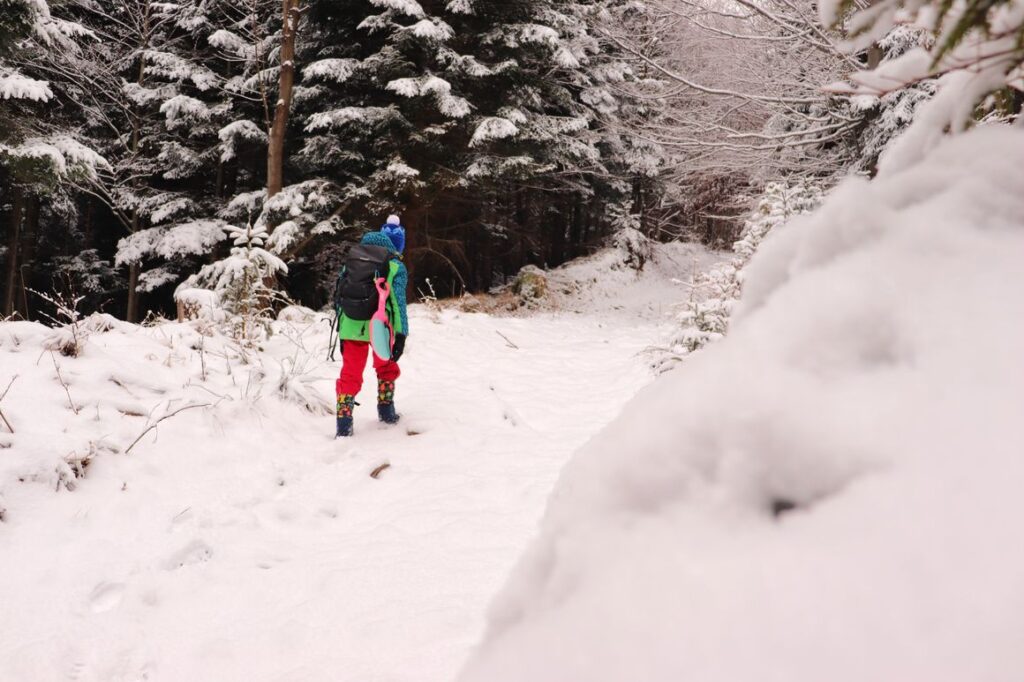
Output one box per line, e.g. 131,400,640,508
0,313,331,509
461,126,1024,682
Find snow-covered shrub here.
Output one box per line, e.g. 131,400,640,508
275,355,332,416
512,265,549,307
670,265,740,355
177,221,287,345
79,313,126,335
174,288,223,325
607,201,653,272
610,227,653,272
662,182,822,366
33,287,88,357
277,305,317,323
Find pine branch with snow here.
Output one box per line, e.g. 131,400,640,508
825,0,1024,173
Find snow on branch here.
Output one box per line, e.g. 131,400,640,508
143,50,218,90
160,95,212,129
484,23,562,49
208,29,255,60
305,106,399,131
405,18,455,41
116,220,229,265
368,0,425,18
303,58,360,83
470,117,520,146
218,120,268,162
384,76,471,118
0,136,109,181
0,68,53,101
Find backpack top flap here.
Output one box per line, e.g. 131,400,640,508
337,243,392,321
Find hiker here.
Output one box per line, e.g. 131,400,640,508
333,215,409,438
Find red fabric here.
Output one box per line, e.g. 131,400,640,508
336,340,401,397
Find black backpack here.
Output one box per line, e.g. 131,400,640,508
333,243,392,321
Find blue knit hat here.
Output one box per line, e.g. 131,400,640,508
381,214,406,253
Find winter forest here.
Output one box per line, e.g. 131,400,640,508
2,0,1023,679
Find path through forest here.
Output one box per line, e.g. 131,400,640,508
0,246,710,681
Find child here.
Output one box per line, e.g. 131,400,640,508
334,215,409,437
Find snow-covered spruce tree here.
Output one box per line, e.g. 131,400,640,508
557,2,675,252
3,0,664,318
606,201,653,271
177,220,287,344
90,0,271,319
661,182,822,368
0,1,53,119
179,0,345,293
26,0,226,321
0,0,106,318
26,0,306,322
289,0,641,293
0,0,53,318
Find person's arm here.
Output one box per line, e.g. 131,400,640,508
393,262,409,337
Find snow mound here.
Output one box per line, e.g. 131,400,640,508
0,315,333,508
461,126,1024,682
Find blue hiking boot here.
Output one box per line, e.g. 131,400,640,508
336,394,355,437
377,380,400,425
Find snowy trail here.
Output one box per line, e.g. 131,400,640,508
0,308,661,681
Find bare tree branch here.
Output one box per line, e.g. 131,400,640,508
125,401,215,454
0,375,16,434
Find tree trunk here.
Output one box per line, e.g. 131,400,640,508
124,207,142,322
83,199,95,250
216,159,225,198
550,196,569,265
3,187,24,318
127,261,141,322
867,43,883,69
18,195,39,319
267,0,301,198
124,5,150,324
569,197,582,254
403,205,422,300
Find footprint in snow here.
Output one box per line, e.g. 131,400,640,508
255,554,289,570
318,504,339,519
162,539,213,570
88,582,125,613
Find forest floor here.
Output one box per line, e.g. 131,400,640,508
0,242,717,682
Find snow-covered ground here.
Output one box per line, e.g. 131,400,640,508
541,238,721,321
0,244,707,681
461,127,1024,682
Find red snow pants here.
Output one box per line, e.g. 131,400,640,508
336,340,401,398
